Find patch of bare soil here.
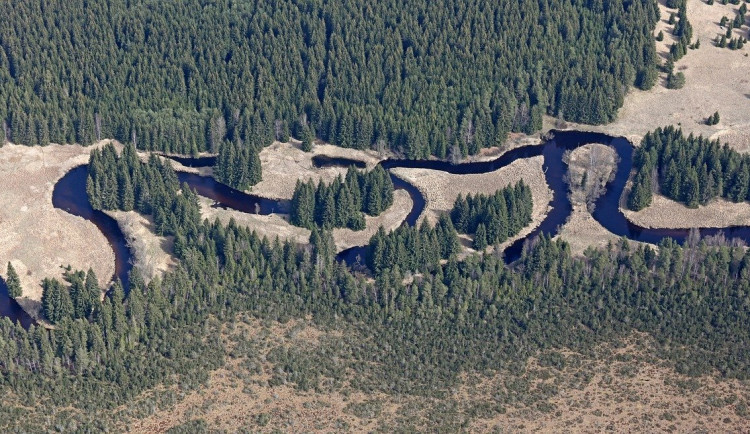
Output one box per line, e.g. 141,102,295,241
251,140,382,200
565,0,750,151
333,189,412,251
391,156,552,255
0,142,114,318
103,211,176,282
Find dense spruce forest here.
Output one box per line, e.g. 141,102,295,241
366,215,461,276
451,182,533,250
213,141,262,191
0,0,659,157
290,166,394,230
628,126,750,210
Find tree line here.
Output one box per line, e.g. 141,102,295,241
628,126,750,210
213,141,262,191
367,215,461,277
450,181,533,250
2,142,750,428
290,166,393,230
0,0,659,157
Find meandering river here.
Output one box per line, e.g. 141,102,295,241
4,130,749,327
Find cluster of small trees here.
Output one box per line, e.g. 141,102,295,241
4,263,21,298
450,181,533,250
628,126,750,210
717,5,747,49
667,0,693,62
367,215,460,276
213,141,262,191
87,143,201,236
290,166,393,230
706,111,721,125
0,0,660,156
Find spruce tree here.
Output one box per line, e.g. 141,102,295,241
473,223,488,251
5,262,21,298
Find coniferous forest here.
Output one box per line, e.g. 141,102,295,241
290,166,394,230
628,126,750,210
451,181,533,250
4,0,750,430
4,145,750,429
0,0,659,157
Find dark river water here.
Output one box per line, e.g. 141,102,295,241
6,130,749,327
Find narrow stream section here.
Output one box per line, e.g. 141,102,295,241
5,129,745,328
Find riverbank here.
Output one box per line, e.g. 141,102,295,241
391,156,552,256
552,0,750,151
0,142,113,319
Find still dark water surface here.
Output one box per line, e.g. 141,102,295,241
4,129,745,328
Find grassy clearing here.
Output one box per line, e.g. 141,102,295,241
391,156,552,256
556,0,750,151
0,142,114,318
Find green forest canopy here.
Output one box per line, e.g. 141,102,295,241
628,126,750,211
0,0,659,157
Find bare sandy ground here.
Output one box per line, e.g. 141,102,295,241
251,140,382,200
391,157,552,256
0,142,113,318
566,0,750,151
103,211,176,282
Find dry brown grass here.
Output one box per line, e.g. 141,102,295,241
251,140,382,200
391,156,552,254
103,211,176,282
198,196,311,246
0,142,114,318
333,189,412,251
462,132,544,163
562,0,750,151
198,189,412,254
555,144,629,255
624,193,750,229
